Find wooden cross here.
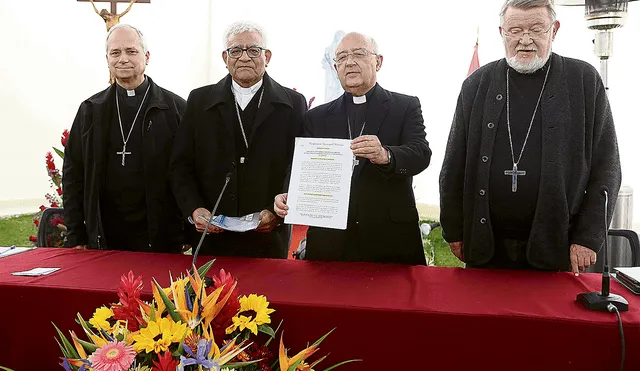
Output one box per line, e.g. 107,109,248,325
77,0,149,15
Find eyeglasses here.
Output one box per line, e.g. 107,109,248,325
333,48,377,64
226,46,265,59
503,25,553,39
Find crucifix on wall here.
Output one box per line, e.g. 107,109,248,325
77,0,150,31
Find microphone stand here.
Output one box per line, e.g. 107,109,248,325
576,189,629,311
191,173,232,270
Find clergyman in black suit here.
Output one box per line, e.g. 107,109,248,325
170,21,307,258
274,32,432,265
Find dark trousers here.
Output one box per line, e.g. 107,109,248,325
468,236,534,270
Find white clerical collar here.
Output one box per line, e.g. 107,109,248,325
353,95,367,104
232,79,263,110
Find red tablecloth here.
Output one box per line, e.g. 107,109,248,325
1,248,639,370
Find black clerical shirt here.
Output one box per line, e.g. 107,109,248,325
489,62,550,240
232,87,263,215
101,78,150,250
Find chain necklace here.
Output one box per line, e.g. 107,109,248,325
115,84,151,166
504,64,551,192
232,88,264,150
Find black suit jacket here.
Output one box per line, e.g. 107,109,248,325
170,73,307,258
302,84,431,264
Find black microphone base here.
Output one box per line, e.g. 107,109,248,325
576,292,629,312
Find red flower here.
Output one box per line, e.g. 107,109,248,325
152,350,179,371
28,236,37,243
50,202,60,208
61,130,69,147
39,205,46,212
50,216,65,227
46,152,56,171
111,271,145,331
56,187,63,196
209,269,240,344
33,219,40,227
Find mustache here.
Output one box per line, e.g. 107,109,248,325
516,46,538,52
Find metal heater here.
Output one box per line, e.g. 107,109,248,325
556,0,637,90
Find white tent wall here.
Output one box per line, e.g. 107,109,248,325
0,0,638,229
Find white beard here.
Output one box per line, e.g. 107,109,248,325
506,48,551,74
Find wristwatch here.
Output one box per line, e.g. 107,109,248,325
386,147,392,164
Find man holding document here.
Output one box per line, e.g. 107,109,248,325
170,22,307,258
275,32,431,265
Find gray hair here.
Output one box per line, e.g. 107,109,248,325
105,24,148,54
223,21,268,48
335,32,380,57
499,0,556,26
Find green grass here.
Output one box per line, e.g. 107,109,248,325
0,214,37,246
422,220,465,268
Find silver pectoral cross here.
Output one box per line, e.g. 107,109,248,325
352,156,359,170
504,164,526,192
117,144,132,166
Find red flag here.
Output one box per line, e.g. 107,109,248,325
467,41,480,77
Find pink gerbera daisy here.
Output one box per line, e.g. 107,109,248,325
88,341,136,371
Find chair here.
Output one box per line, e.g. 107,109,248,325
588,228,640,273
36,207,65,247
607,228,640,267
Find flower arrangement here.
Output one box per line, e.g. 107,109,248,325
29,129,69,246
54,260,358,371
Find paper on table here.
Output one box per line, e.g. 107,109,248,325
12,267,60,276
0,246,32,258
615,267,640,283
284,137,353,230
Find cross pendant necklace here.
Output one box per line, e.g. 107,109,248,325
347,117,366,170
232,88,264,165
504,64,551,192
115,83,151,166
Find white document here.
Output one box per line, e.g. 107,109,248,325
199,212,261,232
12,267,60,276
0,246,31,258
285,137,353,230
615,267,640,283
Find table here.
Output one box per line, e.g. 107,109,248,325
1,248,639,370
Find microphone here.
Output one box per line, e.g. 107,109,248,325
576,186,629,311
191,172,233,269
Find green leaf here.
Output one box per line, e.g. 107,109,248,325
258,324,275,338
153,278,184,323
311,328,336,347
225,359,262,368
197,258,216,277
52,322,80,359
0,366,16,371
75,338,98,353
321,359,362,371
53,147,65,160
264,320,283,347
185,258,216,295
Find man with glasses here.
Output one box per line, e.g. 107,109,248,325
170,21,307,258
440,0,621,273
274,32,432,264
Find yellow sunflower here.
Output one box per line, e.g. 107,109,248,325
132,317,191,353
226,294,275,335
89,306,114,332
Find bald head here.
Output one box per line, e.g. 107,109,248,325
334,32,383,96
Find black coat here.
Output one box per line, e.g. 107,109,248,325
439,54,621,270
170,73,307,258
302,84,431,265
63,76,187,252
